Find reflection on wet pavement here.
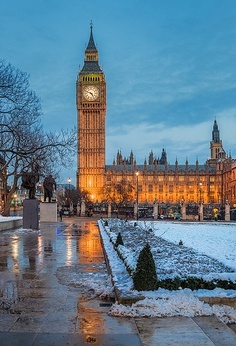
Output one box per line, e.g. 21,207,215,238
0,218,141,345
1,218,234,345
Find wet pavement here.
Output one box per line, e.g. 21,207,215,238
0,216,235,345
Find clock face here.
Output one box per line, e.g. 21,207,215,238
83,86,99,101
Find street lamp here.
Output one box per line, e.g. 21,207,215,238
199,183,203,222
136,172,139,220
13,193,17,216
136,172,139,204
68,177,71,203
199,183,202,203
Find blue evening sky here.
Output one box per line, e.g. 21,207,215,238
1,0,236,184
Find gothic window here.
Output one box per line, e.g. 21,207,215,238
210,195,215,203
189,185,194,193
128,185,133,193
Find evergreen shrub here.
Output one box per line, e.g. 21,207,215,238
133,243,158,291
115,232,124,247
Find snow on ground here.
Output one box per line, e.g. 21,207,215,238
0,215,22,221
1,216,236,323
102,219,236,281
97,219,236,324
152,221,236,272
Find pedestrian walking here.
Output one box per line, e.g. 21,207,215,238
59,209,63,221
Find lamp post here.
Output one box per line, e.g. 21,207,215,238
13,193,17,216
136,172,139,220
68,177,71,203
199,183,202,203
199,183,203,221
136,172,139,204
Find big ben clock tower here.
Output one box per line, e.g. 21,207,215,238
76,24,106,201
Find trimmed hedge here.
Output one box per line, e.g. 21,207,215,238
115,232,124,247
157,276,236,291
133,243,158,291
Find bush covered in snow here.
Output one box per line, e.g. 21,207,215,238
115,232,124,247
100,218,236,291
133,243,158,291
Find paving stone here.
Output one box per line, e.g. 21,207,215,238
0,217,235,346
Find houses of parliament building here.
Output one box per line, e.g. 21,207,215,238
76,25,236,210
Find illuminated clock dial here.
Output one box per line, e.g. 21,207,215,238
83,86,99,101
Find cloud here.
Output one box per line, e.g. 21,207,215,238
106,112,236,165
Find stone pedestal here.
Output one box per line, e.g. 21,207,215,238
23,199,40,229
134,201,138,220
225,203,230,222
108,203,111,218
153,202,158,220
81,199,85,217
181,201,186,221
199,203,203,221
40,202,57,222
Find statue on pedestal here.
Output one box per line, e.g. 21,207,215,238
43,175,57,202
21,164,40,199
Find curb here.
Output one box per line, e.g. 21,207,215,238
0,218,23,232
97,220,236,307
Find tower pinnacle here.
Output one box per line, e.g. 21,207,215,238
86,21,97,52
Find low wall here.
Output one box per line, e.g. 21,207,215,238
0,217,23,232
199,296,236,309
40,202,57,222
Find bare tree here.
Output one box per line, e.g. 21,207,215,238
0,60,76,215
102,179,134,204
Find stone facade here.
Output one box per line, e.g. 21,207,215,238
76,24,106,199
77,26,236,208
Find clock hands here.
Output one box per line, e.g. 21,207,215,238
83,86,98,100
